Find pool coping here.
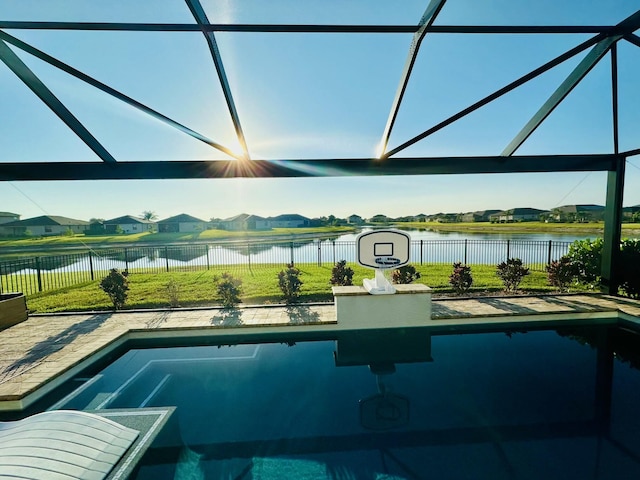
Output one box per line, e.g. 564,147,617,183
0,293,639,412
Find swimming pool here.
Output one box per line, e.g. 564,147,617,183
49,326,640,479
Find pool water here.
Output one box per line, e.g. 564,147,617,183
53,326,640,479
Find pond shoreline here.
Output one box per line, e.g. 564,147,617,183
395,221,640,236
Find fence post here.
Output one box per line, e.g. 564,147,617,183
89,251,94,281
332,241,336,265
247,244,251,269
420,240,423,265
464,239,468,265
165,246,170,272
290,242,294,265
547,240,553,266
35,256,43,292
124,248,129,271
506,240,510,261
317,240,322,266
206,245,210,270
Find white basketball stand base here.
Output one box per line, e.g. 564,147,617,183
362,269,396,295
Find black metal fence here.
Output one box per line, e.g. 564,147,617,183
0,239,572,296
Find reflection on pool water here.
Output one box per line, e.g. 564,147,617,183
51,326,640,479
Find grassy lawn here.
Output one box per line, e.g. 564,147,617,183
0,226,356,249
25,263,594,313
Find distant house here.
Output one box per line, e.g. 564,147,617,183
623,205,640,221
347,214,364,225
219,213,252,231
461,210,501,222
0,215,89,236
157,214,207,233
368,214,391,223
550,204,604,222
219,213,307,230
413,214,428,222
267,214,311,228
428,212,461,223
0,212,20,225
104,215,155,234
246,215,269,230
490,208,548,223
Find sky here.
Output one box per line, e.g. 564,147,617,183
1,0,640,222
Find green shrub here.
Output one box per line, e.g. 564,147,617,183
214,272,243,307
449,262,473,295
330,260,354,286
278,263,303,304
99,268,129,310
567,238,603,287
546,256,578,293
496,258,530,293
392,264,421,284
619,239,640,298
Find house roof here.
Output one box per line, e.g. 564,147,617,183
554,204,605,213
465,209,501,216
493,208,549,216
0,212,19,217
158,214,205,224
269,214,310,221
104,215,155,224
222,213,251,222
2,215,89,227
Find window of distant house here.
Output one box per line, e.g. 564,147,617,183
45,226,52,233
133,226,137,230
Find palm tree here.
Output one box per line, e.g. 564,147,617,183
141,210,158,221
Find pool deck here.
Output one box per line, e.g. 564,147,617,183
1,293,640,412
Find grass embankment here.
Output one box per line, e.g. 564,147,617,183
25,264,592,313
0,226,356,249
395,221,640,236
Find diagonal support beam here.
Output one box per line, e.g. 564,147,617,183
0,39,116,163
385,9,640,159
624,33,640,49
0,30,241,160
502,9,640,156
501,36,619,157
185,0,250,160
378,0,447,157
384,34,602,158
